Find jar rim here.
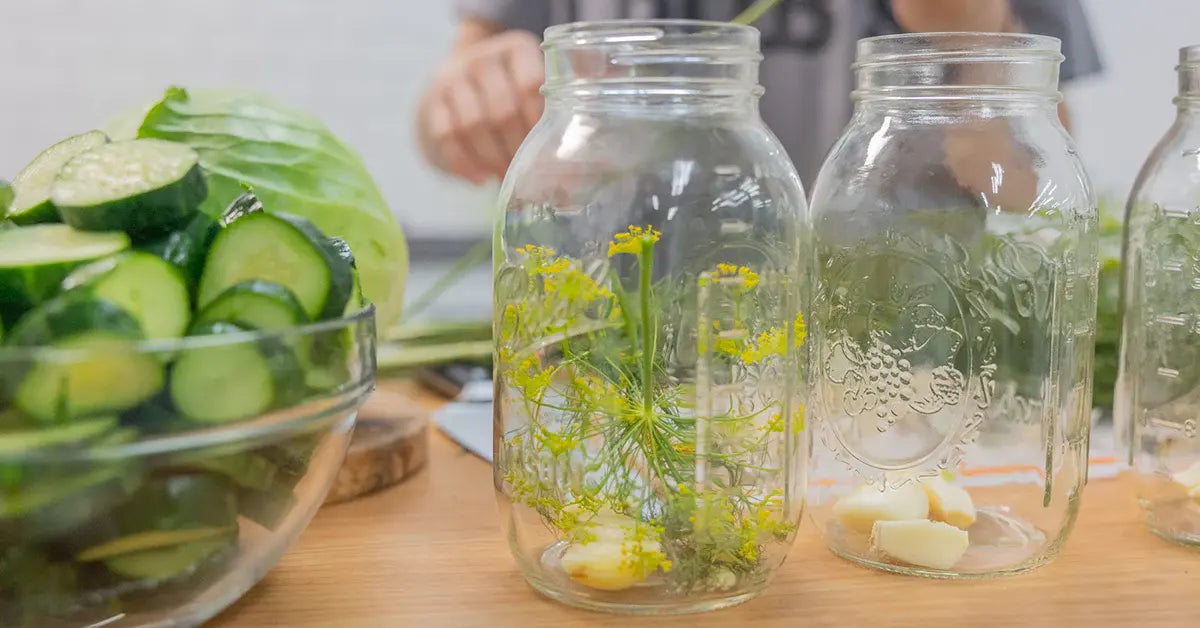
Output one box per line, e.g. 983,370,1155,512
1179,44,1200,69
855,32,1063,67
543,19,759,51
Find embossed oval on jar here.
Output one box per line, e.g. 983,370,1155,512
819,252,973,471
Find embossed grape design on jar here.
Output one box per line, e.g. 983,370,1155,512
493,21,809,612
807,33,1099,577
1114,45,1200,547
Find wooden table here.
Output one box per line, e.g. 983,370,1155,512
212,387,1199,628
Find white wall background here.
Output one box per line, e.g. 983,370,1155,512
1071,0,1200,203
0,1,1194,240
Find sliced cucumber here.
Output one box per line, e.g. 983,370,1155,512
51,138,205,238
0,415,116,456
8,297,164,423
198,212,353,320
170,450,279,491
136,211,218,290
218,190,263,227
327,236,356,268
112,474,236,532
0,224,129,325
0,466,140,542
104,537,232,581
170,321,301,423
0,180,13,214
62,252,190,340
6,130,108,225
193,279,309,331
328,235,366,314
77,526,233,562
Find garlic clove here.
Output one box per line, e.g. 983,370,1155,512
832,482,930,533
870,519,970,571
560,539,662,591
1171,461,1200,500
920,476,977,530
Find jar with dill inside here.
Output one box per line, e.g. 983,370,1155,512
492,20,810,614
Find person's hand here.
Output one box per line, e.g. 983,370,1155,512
890,0,1013,33
420,30,545,185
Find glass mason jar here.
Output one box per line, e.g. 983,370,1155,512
1114,45,1200,547
493,20,809,614
807,33,1098,577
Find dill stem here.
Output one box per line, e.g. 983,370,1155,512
638,240,656,416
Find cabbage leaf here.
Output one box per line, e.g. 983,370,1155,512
131,87,408,326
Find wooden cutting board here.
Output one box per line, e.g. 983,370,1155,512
324,384,432,504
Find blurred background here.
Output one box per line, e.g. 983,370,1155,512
0,0,1196,318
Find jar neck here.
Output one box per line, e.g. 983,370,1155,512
541,20,763,114
852,33,1063,110
1176,45,1200,113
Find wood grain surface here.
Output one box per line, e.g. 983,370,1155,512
323,387,429,504
211,385,1199,628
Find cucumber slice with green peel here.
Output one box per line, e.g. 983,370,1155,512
218,190,263,227
170,450,279,491
327,236,356,268
109,474,237,536
328,236,366,314
103,537,233,581
77,526,234,562
0,224,130,325
6,130,108,225
0,180,13,214
6,294,142,346
198,211,353,320
14,332,165,423
0,416,117,455
51,138,205,238
170,321,301,423
193,279,309,331
7,297,164,422
0,466,140,541
136,211,218,290
62,252,191,340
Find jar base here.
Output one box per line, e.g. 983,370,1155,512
525,578,763,615
516,542,768,615
824,506,1060,578
1143,497,1200,548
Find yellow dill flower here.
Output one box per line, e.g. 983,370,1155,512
708,319,743,357
766,412,784,433
511,356,554,399
708,263,760,292
672,442,696,456
793,312,807,347
741,327,787,364
607,224,661,257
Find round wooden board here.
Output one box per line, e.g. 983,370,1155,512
324,387,430,505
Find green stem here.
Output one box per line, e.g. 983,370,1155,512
399,240,491,323
639,240,656,416
731,0,783,25
610,269,640,347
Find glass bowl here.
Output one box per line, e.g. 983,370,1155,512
0,305,376,627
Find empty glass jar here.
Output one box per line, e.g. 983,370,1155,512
807,33,1098,577
1114,45,1200,547
492,20,808,613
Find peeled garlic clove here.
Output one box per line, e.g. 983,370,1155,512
920,476,977,529
1171,461,1200,499
833,482,930,533
870,520,970,570
561,539,661,591
575,509,639,543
